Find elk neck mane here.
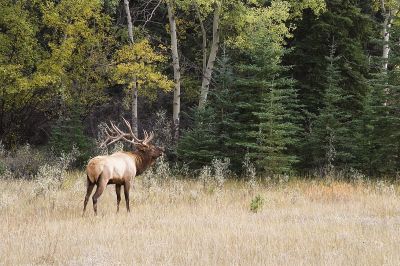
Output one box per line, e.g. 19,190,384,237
123,151,154,176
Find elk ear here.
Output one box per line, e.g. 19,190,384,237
135,144,148,151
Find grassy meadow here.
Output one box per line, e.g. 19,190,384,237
1,173,400,265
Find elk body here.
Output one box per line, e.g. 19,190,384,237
83,118,163,215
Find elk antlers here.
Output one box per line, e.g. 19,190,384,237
100,118,154,148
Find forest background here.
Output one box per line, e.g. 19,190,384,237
1,0,399,179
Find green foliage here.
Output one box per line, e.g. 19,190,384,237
101,0,120,15
178,23,301,175
0,0,114,146
286,0,378,173
254,78,300,175
208,53,240,169
250,194,264,213
177,107,221,169
37,0,114,107
112,39,173,101
177,52,237,170
308,42,354,172
352,6,400,176
49,109,93,167
225,0,292,49
0,0,399,179
231,32,300,175
287,0,374,115
0,0,45,145
356,67,400,176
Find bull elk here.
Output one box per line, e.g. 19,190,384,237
83,118,164,215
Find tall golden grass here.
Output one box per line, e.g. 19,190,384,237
1,174,399,265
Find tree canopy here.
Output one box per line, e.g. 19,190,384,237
1,0,399,177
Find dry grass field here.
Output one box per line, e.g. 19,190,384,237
1,173,400,265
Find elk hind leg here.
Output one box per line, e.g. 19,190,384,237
83,176,95,215
115,184,121,213
124,181,131,212
92,175,107,216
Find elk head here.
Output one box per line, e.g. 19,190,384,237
100,117,164,161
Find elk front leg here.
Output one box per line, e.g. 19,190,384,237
116,184,122,213
124,181,131,212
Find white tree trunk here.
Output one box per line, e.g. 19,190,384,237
198,4,220,109
195,4,207,75
124,0,134,44
167,1,181,141
382,13,392,71
124,0,138,135
131,80,138,137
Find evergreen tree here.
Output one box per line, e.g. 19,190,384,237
254,77,300,175
49,107,94,166
286,0,377,171
209,52,240,170
309,42,354,172
176,107,220,169
286,0,374,114
357,65,400,176
355,17,400,176
177,51,238,171
232,35,301,175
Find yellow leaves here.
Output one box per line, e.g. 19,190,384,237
0,65,29,93
31,73,58,88
175,0,219,14
371,0,400,12
226,0,326,53
114,40,166,65
288,0,326,18
0,0,114,115
113,39,174,99
33,0,113,105
42,0,109,42
227,1,291,51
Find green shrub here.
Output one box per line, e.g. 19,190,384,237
250,195,264,213
0,160,6,176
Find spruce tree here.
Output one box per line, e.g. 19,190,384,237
176,107,221,169
355,19,400,176
309,42,353,172
254,77,300,175
209,52,241,170
49,107,93,166
286,0,377,172
176,52,236,170
231,35,301,175
358,65,400,176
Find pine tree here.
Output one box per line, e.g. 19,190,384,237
309,42,353,172
286,0,374,115
176,51,236,170
285,0,377,172
209,51,241,170
49,107,93,166
358,66,400,176
176,107,221,169
231,35,301,175
355,17,400,176
254,77,300,175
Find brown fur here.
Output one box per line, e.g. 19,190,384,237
83,144,163,215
